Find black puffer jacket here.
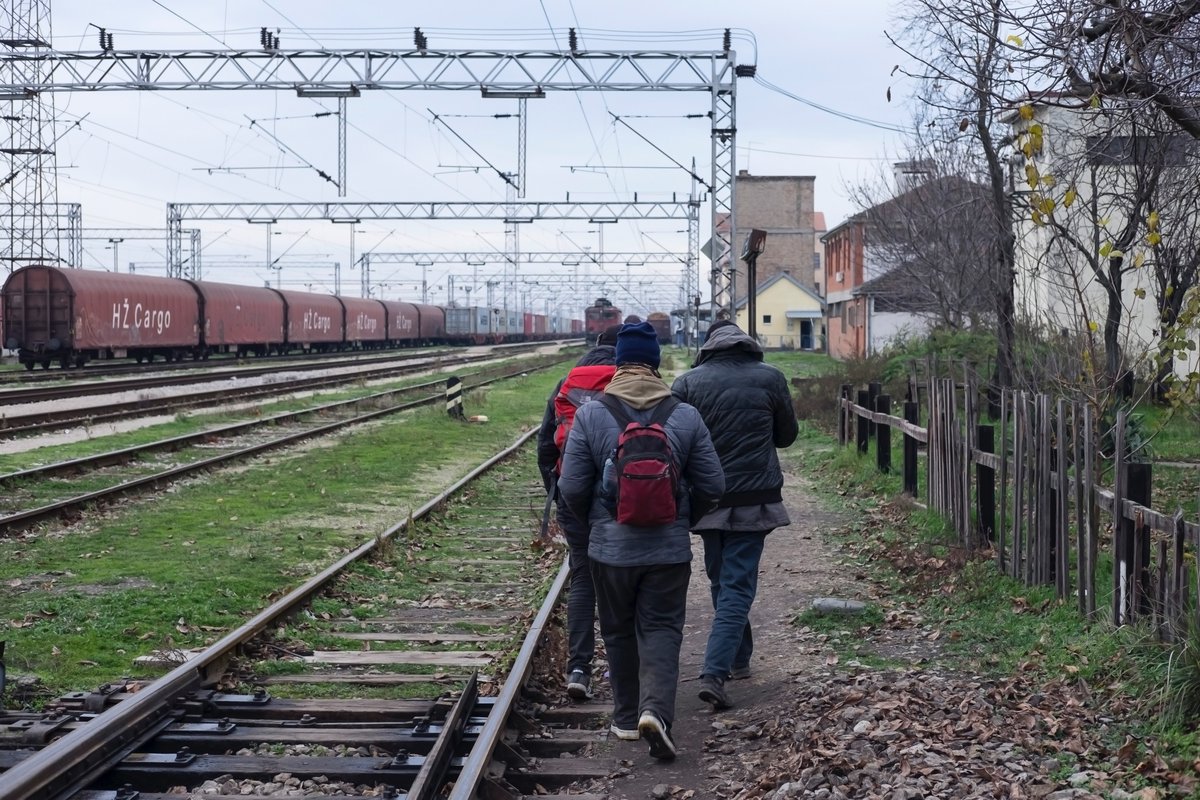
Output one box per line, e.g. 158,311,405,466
670,325,798,507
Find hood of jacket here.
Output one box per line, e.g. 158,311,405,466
695,323,764,366
604,364,671,409
575,344,616,367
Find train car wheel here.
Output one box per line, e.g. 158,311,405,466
22,360,33,371
40,358,51,370
74,355,87,369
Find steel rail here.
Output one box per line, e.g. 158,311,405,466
0,360,534,487
407,673,480,800
0,345,550,437
0,359,564,535
449,558,571,800
0,427,541,800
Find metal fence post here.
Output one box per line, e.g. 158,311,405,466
976,424,995,545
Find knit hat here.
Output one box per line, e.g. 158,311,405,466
615,321,661,369
596,324,622,347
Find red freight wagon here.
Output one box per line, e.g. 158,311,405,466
571,319,584,335
189,280,284,356
3,265,200,369
523,312,535,336
380,300,421,344
338,296,387,348
276,290,344,351
533,314,548,335
412,303,447,341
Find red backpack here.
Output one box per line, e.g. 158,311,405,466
598,394,681,527
553,364,617,474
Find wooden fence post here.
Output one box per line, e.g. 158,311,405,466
1129,465,1153,622
903,400,919,496
838,384,853,446
976,424,995,545
867,381,881,436
856,390,870,455
875,394,892,474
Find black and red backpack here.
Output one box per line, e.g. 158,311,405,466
598,394,680,527
552,364,617,474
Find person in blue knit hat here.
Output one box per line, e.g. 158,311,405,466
558,319,724,761
614,320,661,370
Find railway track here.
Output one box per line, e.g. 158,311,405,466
0,355,567,535
0,434,617,800
0,342,564,438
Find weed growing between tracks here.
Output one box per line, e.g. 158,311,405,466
787,420,1200,792
253,452,563,700
0,366,565,704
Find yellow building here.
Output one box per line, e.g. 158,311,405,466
734,272,825,350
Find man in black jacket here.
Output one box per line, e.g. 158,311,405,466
671,320,798,710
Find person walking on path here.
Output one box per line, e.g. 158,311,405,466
535,324,621,701
558,321,724,761
670,320,798,711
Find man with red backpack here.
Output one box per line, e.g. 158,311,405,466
536,324,621,701
558,321,724,761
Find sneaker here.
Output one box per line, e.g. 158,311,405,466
698,674,733,710
728,665,752,680
609,723,640,740
566,670,592,701
637,710,676,761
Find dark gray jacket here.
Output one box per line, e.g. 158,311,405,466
671,325,798,507
558,366,725,567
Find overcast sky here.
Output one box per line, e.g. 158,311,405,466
23,0,910,313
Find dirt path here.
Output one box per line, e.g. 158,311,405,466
566,456,1131,800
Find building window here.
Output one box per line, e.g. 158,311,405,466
762,314,772,325
812,252,821,271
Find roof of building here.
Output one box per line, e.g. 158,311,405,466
813,211,826,233
735,271,825,309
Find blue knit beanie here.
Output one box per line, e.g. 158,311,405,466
615,321,660,369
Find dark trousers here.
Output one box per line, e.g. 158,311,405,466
699,530,768,679
591,560,690,730
558,504,595,675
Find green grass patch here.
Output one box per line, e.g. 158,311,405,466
0,365,566,702
763,350,838,378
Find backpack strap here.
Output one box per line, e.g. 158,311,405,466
648,396,680,427
598,393,633,429
599,394,678,429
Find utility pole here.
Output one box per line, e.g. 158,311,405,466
107,237,123,272
1,0,60,268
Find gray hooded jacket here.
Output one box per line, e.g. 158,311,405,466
557,365,725,567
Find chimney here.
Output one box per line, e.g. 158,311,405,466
893,160,934,193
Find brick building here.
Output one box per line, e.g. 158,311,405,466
726,171,818,297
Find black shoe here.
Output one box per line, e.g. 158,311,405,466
637,710,676,760
728,665,752,680
566,669,592,701
698,674,732,710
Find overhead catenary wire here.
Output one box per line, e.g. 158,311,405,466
608,112,712,192
752,74,906,133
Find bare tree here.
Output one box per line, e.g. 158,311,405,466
1044,0,1200,139
887,0,1039,388
847,136,995,331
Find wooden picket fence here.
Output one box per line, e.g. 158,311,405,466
837,379,1200,639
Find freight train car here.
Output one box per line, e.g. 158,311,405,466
584,298,622,345
340,296,388,349
190,279,285,358
647,311,671,345
3,265,202,368
2,265,585,369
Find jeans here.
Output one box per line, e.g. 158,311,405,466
699,530,768,679
558,504,595,675
591,560,690,730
